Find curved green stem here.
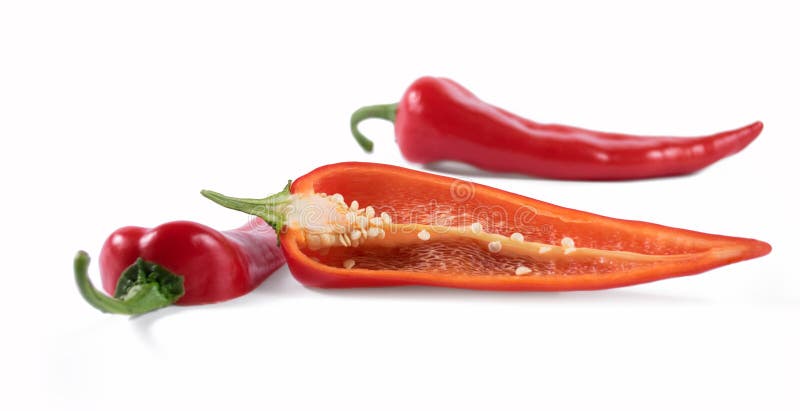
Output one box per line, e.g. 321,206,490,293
350,103,398,152
74,251,184,315
201,180,292,243
75,251,136,314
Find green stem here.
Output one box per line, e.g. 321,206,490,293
350,103,398,152
201,180,292,243
75,251,136,314
74,251,184,315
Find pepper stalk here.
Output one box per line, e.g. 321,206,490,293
201,181,292,243
74,251,184,315
350,103,398,152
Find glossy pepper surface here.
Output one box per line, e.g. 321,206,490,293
351,77,763,180
100,219,284,304
75,219,285,315
202,162,770,291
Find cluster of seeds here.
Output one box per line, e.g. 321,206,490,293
300,192,392,251
295,195,580,275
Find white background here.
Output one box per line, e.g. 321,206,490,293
1,1,798,410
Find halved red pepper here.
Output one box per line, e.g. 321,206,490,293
202,162,770,291
351,77,763,180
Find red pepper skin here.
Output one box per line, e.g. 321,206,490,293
276,162,770,290
366,77,763,180
99,219,284,305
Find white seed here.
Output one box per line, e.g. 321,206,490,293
515,266,532,275
378,228,386,239
345,211,357,225
470,222,483,234
350,200,359,211
367,227,380,238
365,206,375,219
331,193,344,203
381,212,392,225
418,229,431,241
510,232,524,242
343,259,356,269
356,216,368,229
350,230,362,241
488,241,502,253
320,233,336,247
561,237,576,254
307,234,321,250
369,217,383,227
339,233,351,247
539,246,552,254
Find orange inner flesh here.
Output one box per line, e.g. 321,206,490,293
291,167,736,277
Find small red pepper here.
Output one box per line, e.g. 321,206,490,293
351,76,763,180
202,162,770,291
74,219,285,314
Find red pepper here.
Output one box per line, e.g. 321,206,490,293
202,162,770,291
74,219,285,314
350,76,763,180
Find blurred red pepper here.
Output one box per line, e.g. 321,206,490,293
75,219,285,315
351,77,763,180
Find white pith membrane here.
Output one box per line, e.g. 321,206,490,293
283,192,700,276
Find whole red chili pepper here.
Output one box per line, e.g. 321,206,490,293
74,219,285,314
350,77,763,180
202,162,770,291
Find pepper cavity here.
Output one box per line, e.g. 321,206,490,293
285,191,592,277
204,189,673,280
